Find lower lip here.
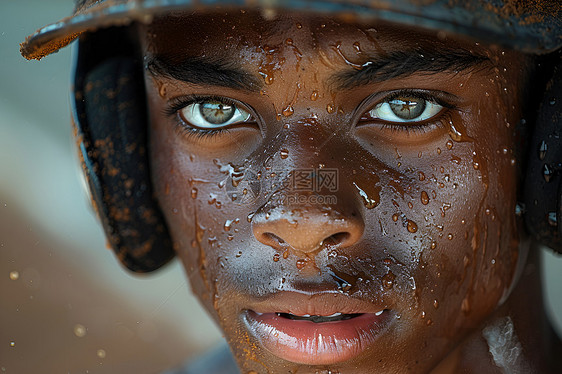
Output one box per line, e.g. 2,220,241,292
244,310,392,365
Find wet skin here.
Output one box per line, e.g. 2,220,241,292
141,12,534,373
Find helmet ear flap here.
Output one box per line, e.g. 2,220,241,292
524,54,562,254
73,29,175,272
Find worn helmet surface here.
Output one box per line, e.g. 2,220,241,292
21,0,562,272
20,0,562,60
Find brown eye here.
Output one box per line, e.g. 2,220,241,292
179,99,251,129
365,95,443,123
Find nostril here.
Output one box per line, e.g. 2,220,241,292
324,232,351,247
261,232,286,248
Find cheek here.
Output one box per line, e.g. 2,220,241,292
150,121,260,316
149,121,216,308
396,121,520,330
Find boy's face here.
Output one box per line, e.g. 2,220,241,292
142,11,527,373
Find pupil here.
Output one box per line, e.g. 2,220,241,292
389,97,426,120
199,101,235,124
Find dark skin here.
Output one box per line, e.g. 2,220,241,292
140,11,561,373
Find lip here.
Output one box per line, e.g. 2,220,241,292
243,291,394,365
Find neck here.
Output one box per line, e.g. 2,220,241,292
433,245,562,374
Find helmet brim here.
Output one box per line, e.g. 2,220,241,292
20,0,562,60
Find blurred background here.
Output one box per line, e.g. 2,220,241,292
1,1,561,373
1,2,222,373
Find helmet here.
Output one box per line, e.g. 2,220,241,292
20,0,562,272
18,0,562,60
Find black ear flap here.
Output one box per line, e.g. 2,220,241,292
524,57,562,254
74,47,175,272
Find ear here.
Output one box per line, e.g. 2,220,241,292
524,54,562,254
73,28,175,272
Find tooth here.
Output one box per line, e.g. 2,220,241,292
327,312,342,317
375,310,384,316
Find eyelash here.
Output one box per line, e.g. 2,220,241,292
164,95,237,140
359,89,457,135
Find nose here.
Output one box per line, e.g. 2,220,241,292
252,206,364,254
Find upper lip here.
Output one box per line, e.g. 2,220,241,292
247,290,388,316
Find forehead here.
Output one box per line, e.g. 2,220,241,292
142,11,487,60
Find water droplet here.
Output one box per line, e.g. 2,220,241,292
433,299,439,309
392,213,399,222
353,182,380,209
191,188,198,199
273,253,280,262
473,162,480,170
437,148,442,155
420,191,429,205
310,90,318,101
326,104,335,114
247,212,255,223
382,271,395,289
461,297,471,314
97,349,106,359
236,251,242,258
543,164,554,183
158,83,167,97
280,149,289,159
418,172,425,181
224,219,234,231
74,324,87,338
446,140,453,150
539,140,548,160
9,271,19,281
406,220,418,233
282,105,294,117
10,341,15,347
296,259,307,269
430,241,437,250
447,233,454,240
549,98,556,106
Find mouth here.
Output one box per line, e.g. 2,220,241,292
243,293,393,365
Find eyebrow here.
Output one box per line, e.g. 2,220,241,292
145,55,262,92
331,49,491,90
